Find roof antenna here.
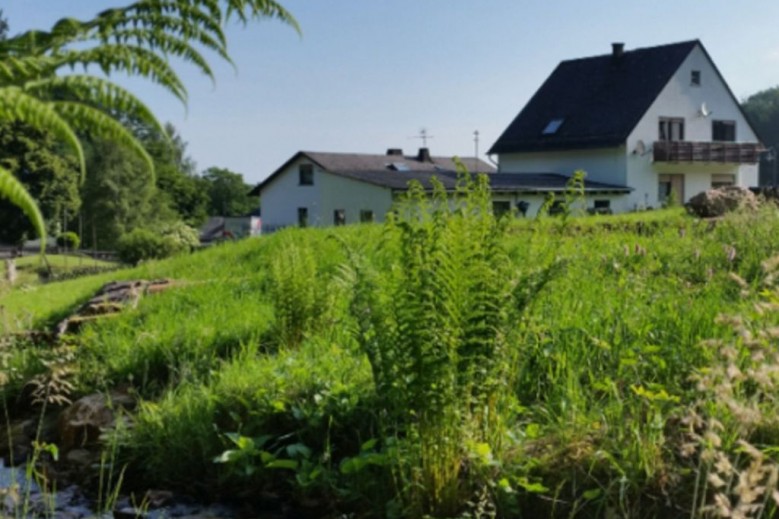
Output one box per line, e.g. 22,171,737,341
409,127,434,147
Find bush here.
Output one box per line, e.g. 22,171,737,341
56,231,80,250
117,229,177,265
160,221,200,252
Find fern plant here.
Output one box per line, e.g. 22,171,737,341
0,0,298,249
343,162,558,517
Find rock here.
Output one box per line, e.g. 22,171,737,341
65,448,97,468
686,186,759,218
58,391,136,452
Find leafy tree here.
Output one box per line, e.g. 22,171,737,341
0,1,298,248
0,121,80,244
80,139,176,249
203,166,255,216
141,122,209,225
742,87,779,184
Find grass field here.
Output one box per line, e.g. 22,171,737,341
3,188,779,518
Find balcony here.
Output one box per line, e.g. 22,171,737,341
653,141,763,164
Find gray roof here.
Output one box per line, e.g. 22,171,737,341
249,149,629,195
250,150,496,195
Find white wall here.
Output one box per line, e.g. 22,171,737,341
499,147,628,186
493,192,627,217
260,156,394,231
626,44,761,208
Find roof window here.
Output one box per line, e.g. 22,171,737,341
389,162,410,171
542,118,565,135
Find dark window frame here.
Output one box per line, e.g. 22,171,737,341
297,207,308,227
691,70,701,86
334,209,346,226
359,209,374,223
659,117,685,141
299,164,314,186
712,120,736,142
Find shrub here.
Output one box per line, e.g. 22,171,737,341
160,221,200,253
56,231,80,250
117,229,177,265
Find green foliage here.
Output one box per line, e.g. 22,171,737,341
0,121,80,245
343,166,556,516
116,228,177,265
56,231,80,250
159,221,200,252
0,0,298,246
202,166,255,217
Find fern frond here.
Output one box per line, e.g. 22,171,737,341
0,87,85,179
0,165,46,251
54,44,188,103
53,101,155,181
25,75,165,136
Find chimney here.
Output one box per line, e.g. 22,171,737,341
417,147,431,162
611,42,625,60
386,148,403,156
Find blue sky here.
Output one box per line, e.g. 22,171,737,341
5,1,779,184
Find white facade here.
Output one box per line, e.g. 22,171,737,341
495,42,760,213
259,156,394,232
625,45,759,209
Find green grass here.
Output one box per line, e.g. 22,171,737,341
5,201,779,517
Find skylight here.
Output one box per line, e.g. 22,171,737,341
389,162,410,171
542,118,565,135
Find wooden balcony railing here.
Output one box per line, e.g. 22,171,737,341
653,141,763,164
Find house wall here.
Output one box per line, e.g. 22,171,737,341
626,44,760,208
260,157,394,231
492,192,626,218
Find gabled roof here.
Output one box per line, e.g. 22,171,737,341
489,40,701,154
249,150,496,196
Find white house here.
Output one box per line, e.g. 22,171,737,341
489,40,763,212
250,149,496,231
250,148,632,231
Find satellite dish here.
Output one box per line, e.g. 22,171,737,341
633,140,646,155
699,102,711,117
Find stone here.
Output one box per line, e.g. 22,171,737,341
58,391,136,452
685,186,759,218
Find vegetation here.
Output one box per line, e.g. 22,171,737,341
0,0,298,248
5,175,779,517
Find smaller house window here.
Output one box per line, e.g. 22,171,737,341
711,174,736,189
542,118,565,135
691,70,701,86
659,117,685,141
334,209,346,226
492,201,511,217
590,199,611,215
298,207,308,227
360,210,374,223
712,120,736,142
299,164,314,185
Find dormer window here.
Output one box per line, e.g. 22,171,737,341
542,118,565,135
691,70,701,86
299,164,313,185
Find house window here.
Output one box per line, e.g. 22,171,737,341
549,200,566,216
711,174,736,189
712,120,736,142
299,164,314,185
334,209,346,226
359,210,374,223
542,118,565,135
589,199,612,215
658,174,684,205
298,207,308,227
492,201,511,217
659,117,685,141
691,70,701,86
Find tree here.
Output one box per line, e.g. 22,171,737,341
742,88,779,184
0,121,80,244
0,1,298,248
203,166,255,216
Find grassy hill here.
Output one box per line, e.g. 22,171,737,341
4,193,779,517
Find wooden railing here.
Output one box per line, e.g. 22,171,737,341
653,141,762,164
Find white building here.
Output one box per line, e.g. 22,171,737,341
489,40,763,212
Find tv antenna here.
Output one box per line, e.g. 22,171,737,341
409,127,434,147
